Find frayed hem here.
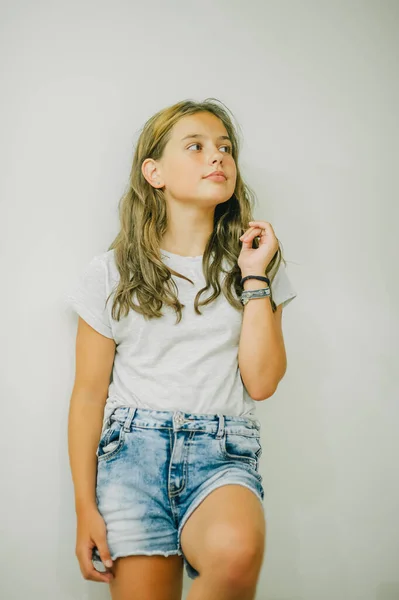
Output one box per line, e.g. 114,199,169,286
110,549,183,561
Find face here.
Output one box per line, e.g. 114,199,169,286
143,112,237,207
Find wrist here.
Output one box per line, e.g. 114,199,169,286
241,273,269,291
75,498,98,516
243,280,268,291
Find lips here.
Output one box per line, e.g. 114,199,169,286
205,171,227,180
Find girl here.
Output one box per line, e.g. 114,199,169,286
66,98,297,600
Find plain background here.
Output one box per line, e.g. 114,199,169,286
1,1,398,599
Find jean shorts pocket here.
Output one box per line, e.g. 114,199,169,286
96,423,125,462
219,430,262,470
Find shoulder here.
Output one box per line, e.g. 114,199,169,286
94,248,116,268
65,249,118,339
93,249,119,281
66,249,119,302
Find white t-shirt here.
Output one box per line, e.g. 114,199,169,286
65,248,297,431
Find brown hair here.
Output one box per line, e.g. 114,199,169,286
107,98,285,323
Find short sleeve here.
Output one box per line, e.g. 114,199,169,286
270,260,298,309
64,255,114,339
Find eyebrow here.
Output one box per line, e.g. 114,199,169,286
181,134,232,143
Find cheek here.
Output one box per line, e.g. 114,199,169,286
164,158,187,179
179,157,202,179
228,161,237,186
165,163,198,191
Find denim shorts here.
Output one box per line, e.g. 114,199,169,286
93,406,264,580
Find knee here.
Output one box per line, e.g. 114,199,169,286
207,537,264,587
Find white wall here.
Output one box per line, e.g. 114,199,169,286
1,1,398,599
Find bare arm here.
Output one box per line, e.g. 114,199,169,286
68,317,116,512
238,277,286,400
68,317,116,583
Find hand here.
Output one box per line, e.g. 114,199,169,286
75,506,114,583
238,220,279,275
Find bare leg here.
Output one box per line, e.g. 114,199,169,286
187,569,258,600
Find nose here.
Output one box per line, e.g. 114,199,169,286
211,148,225,165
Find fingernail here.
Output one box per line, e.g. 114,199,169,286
105,559,113,567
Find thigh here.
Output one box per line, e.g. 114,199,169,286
109,554,184,600
180,484,266,579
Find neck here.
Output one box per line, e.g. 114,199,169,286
160,195,216,257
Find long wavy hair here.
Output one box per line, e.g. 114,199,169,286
107,98,285,324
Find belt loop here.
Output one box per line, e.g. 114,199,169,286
216,414,225,439
123,406,137,432
105,406,117,428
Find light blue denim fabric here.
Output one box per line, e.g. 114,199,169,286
93,406,264,580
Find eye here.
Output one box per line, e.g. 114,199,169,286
187,143,232,154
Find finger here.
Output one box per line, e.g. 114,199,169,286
240,226,253,239
249,221,270,227
77,547,114,584
88,565,114,584
240,227,262,241
249,221,273,234
96,538,114,570
240,226,260,238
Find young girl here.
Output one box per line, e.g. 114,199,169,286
66,98,297,600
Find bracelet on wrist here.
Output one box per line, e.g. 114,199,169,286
240,275,270,287
240,287,271,306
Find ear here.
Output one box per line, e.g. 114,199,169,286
142,158,164,188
